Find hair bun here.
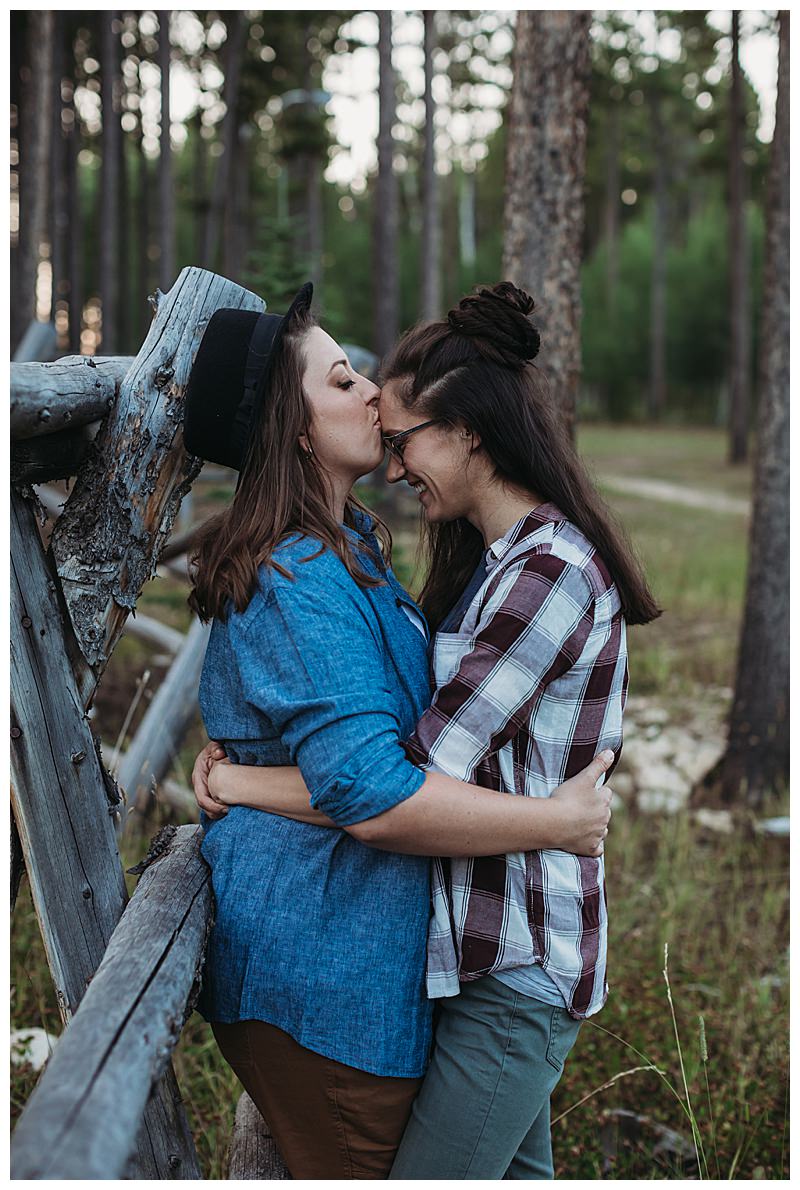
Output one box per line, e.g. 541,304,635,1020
446,282,540,367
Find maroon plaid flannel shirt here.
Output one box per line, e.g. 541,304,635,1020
406,505,627,1019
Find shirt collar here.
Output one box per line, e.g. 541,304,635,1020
344,506,376,537
485,502,565,570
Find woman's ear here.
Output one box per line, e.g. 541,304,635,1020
298,434,314,459
458,424,481,452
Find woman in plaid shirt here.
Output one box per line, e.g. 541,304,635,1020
195,283,658,1178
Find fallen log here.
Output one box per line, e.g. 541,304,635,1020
11,355,133,439
229,1092,292,1180
118,617,211,836
10,825,212,1180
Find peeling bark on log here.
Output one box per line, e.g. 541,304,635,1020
49,267,265,707
229,1092,292,1179
118,617,211,836
10,488,201,1178
11,355,133,439
11,825,212,1180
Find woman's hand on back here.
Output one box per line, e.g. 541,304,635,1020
192,740,230,820
548,750,614,858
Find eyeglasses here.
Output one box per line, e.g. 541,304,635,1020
382,419,440,464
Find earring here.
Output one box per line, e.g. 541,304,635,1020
303,447,314,460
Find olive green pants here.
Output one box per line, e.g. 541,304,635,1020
389,977,581,1180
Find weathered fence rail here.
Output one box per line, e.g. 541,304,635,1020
11,355,134,438
10,826,213,1180
118,617,211,835
11,267,267,1178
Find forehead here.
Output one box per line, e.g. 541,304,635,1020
302,326,346,375
378,379,415,429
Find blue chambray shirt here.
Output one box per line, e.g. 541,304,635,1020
196,511,434,1077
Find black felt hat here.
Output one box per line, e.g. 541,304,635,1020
184,282,314,470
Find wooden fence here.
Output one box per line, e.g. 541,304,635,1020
10,268,290,1179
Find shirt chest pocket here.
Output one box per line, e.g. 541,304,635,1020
431,630,474,687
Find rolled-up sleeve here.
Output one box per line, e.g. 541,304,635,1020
230,563,425,826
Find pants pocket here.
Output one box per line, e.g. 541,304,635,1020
544,1007,580,1073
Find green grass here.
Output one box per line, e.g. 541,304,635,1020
12,426,786,1178
577,423,753,501
550,808,788,1180
11,806,788,1179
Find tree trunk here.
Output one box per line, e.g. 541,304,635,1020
50,14,68,341
459,169,477,271
65,47,83,354
100,12,121,352
136,107,151,346
604,100,620,310
305,152,324,297
441,167,460,310
373,11,399,357
202,11,246,270
10,14,23,341
647,87,668,421
193,112,207,265
694,12,789,810
15,12,55,351
158,11,176,290
502,10,591,439
420,10,440,319
727,12,750,464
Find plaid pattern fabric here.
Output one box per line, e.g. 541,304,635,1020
405,504,628,1019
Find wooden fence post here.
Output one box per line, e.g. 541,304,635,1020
49,267,263,708
228,1093,292,1180
10,267,265,1176
11,489,199,1178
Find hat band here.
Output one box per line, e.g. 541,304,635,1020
229,312,284,467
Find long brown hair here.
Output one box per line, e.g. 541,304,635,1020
189,303,390,623
381,282,661,631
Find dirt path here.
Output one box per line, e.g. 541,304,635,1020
600,474,750,515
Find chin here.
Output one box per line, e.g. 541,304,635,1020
354,448,384,478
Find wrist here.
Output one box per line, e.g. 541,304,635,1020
534,797,560,849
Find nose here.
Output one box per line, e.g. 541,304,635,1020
361,376,380,405
385,452,405,484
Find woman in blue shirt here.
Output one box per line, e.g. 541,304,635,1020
183,284,613,1178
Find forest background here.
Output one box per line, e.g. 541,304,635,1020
10,8,789,1181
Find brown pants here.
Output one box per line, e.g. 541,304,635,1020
212,1020,423,1179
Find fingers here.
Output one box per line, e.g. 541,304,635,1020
586,749,616,786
